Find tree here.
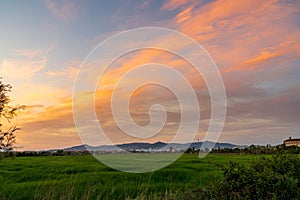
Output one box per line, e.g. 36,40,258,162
0,78,24,151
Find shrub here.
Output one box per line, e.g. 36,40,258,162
218,156,299,199
181,154,300,200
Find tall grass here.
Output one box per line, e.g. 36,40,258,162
0,154,259,199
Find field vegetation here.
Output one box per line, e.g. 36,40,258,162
1,153,299,199
0,154,256,199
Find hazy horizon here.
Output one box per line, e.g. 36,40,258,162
15,139,288,152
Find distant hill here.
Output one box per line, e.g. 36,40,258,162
63,141,238,152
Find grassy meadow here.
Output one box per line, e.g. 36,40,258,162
0,154,262,199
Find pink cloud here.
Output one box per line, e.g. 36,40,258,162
161,0,197,11
15,49,42,59
44,0,77,20
46,67,78,79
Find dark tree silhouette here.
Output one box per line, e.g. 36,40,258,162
0,78,24,151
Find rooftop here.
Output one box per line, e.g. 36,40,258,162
283,137,300,142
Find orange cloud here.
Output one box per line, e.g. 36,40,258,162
161,0,196,11
14,96,81,150
175,0,277,41
11,83,70,108
163,0,300,74
227,37,300,72
176,7,192,23
96,47,200,94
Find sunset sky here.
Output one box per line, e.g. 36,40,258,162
1,0,300,150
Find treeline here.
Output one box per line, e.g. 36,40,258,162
210,144,300,154
0,150,91,158
1,144,299,158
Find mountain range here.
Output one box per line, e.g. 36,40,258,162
64,141,240,152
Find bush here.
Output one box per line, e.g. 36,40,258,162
181,154,300,200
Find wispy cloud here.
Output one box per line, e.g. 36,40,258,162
0,57,46,79
15,49,43,59
44,0,77,20
46,66,78,79
176,7,192,23
15,96,81,150
227,37,300,71
161,0,197,11
0,48,52,79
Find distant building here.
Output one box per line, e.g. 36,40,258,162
283,137,300,147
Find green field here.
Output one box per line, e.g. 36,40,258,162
0,154,261,199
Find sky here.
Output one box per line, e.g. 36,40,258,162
1,0,300,150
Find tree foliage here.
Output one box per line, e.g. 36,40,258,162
0,78,24,151
211,144,300,154
179,154,300,200
216,154,300,199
